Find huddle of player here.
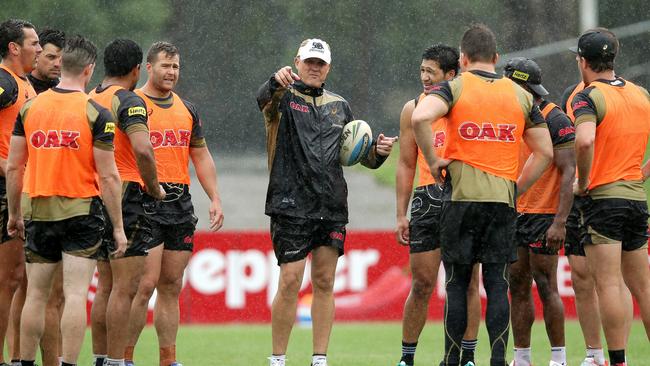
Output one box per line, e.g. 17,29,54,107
0,19,224,366
396,24,650,366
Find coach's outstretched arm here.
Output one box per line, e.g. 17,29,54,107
517,127,553,195
190,146,224,232
256,66,296,115
6,135,28,240
94,147,127,257
411,95,449,184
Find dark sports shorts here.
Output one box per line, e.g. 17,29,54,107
270,215,346,265
98,182,155,261
564,197,588,257
409,184,442,253
144,183,197,252
516,213,559,255
0,177,11,243
580,197,649,251
24,197,105,263
439,201,517,264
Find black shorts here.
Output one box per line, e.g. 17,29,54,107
516,213,559,255
149,220,196,251
564,197,588,257
409,184,442,254
580,197,649,251
99,182,156,261
24,197,105,263
440,201,517,264
270,215,346,265
144,182,197,251
0,177,11,243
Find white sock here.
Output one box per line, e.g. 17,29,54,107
104,358,124,366
269,354,286,366
514,347,532,366
586,348,606,365
551,347,566,364
312,354,327,365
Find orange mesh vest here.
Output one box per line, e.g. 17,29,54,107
444,72,527,181
565,81,584,123
23,90,99,198
90,85,143,185
588,80,650,190
517,103,563,214
136,90,192,184
415,93,447,187
0,64,36,159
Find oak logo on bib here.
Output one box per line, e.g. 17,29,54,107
30,130,81,149
150,129,191,148
458,122,517,142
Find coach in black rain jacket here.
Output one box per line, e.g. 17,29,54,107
256,77,387,223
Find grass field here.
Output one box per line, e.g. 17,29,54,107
68,321,648,365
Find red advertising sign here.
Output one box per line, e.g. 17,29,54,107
88,231,642,323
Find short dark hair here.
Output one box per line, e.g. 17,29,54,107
583,27,619,73
38,28,65,49
62,35,97,75
0,19,36,58
460,23,497,63
146,41,179,63
104,39,143,77
422,44,460,75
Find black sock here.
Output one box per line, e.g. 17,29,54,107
461,339,478,364
483,263,511,366
62,362,76,366
20,362,35,366
94,357,105,366
400,341,417,365
443,261,473,366
608,349,625,365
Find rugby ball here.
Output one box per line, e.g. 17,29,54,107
339,120,373,166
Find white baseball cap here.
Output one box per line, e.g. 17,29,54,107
297,39,331,64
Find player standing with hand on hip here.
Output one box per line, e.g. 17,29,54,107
395,43,481,366
412,24,553,366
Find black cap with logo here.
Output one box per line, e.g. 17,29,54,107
570,30,618,62
504,57,549,96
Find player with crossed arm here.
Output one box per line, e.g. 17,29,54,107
395,43,481,366
412,24,553,366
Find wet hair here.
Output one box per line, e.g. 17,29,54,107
146,41,179,63
460,23,497,63
422,44,460,75
582,27,619,73
104,39,143,77
38,28,65,49
62,35,97,75
0,19,36,58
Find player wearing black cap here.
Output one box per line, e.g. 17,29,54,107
504,58,576,366
572,27,650,366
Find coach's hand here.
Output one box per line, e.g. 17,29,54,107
395,215,410,245
209,198,224,232
376,134,398,156
111,228,127,258
7,215,25,241
429,158,451,185
274,66,300,88
545,220,565,251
